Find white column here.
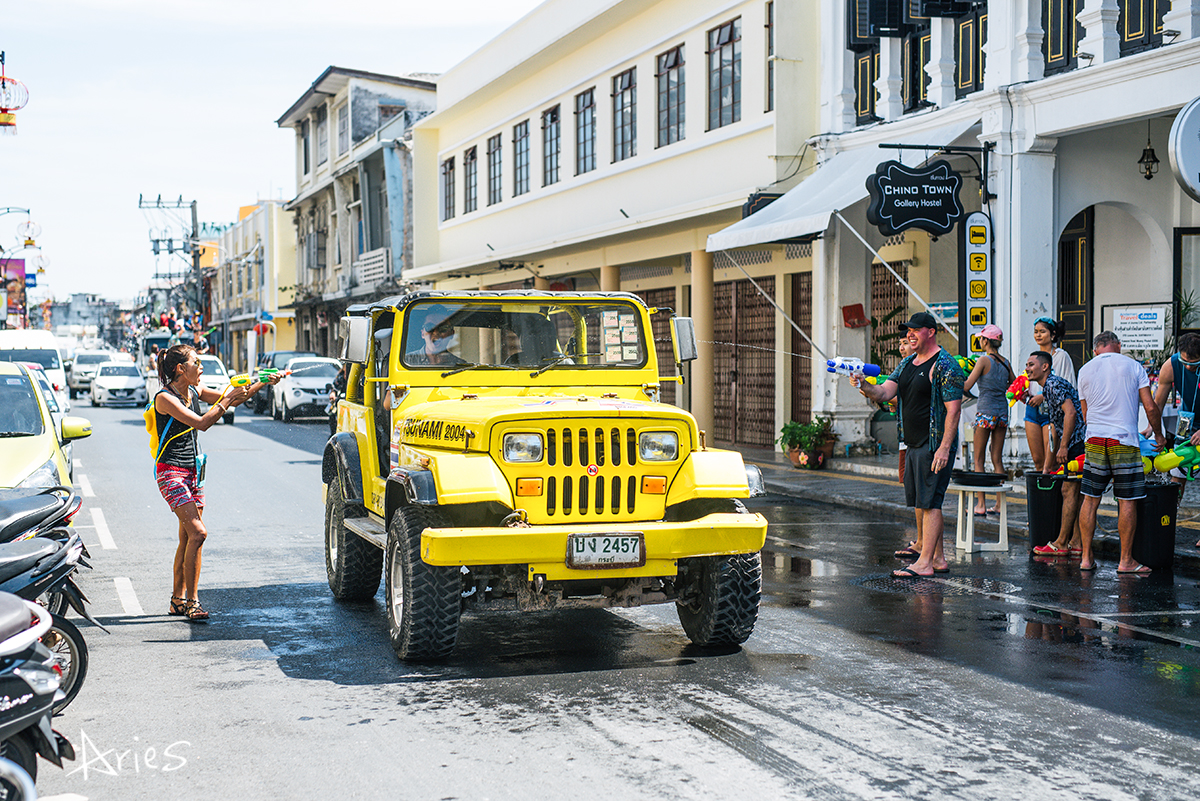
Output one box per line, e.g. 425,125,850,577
1163,0,1200,40
1012,0,1047,82
875,37,904,122
926,20,957,110
822,1,856,133
1077,0,1122,65
690,251,714,436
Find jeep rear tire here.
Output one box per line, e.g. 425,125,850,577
675,552,761,647
324,472,382,601
385,506,461,662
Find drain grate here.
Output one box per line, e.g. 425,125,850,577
854,574,1022,597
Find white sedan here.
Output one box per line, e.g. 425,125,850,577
271,357,341,423
90,362,148,407
197,355,235,425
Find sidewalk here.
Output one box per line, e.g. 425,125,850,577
733,445,1200,571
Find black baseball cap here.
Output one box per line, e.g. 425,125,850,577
900,312,939,331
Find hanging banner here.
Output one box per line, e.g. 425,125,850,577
866,159,965,237
2,258,25,319
958,212,992,353
1170,95,1200,204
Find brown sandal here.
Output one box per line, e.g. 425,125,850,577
169,596,188,616
184,600,209,621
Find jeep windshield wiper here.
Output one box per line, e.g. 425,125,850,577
440,363,519,378
530,354,574,378
0,432,35,438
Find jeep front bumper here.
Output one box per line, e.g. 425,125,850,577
421,511,767,581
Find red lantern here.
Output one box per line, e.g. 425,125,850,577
254,323,271,336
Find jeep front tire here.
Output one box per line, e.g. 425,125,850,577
385,506,461,661
675,550,762,647
324,472,382,600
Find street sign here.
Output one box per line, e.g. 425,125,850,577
959,211,993,353
866,159,965,237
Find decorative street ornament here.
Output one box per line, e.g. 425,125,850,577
1169,95,1200,204
866,159,965,237
0,53,29,136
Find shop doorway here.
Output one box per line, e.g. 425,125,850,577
1057,207,1094,367
714,278,776,447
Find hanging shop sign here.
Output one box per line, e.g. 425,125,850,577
866,160,965,237
957,212,992,354
1169,95,1200,204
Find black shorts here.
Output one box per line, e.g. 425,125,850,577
903,443,956,510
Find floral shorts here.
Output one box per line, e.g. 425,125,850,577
156,464,204,511
974,412,1008,430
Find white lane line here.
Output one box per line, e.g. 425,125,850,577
73,458,83,468
90,508,116,550
77,474,95,497
113,577,144,615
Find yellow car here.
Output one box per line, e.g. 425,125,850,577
0,362,92,489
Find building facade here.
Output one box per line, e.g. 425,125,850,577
277,67,437,357
412,0,820,447
210,202,298,373
711,0,1200,447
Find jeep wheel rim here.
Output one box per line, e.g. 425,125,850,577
326,511,338,566
389,548,404,625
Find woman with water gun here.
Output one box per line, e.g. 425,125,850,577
1023,317,1076,473
961,325,1015,516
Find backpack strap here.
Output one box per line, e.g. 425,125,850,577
154,389,194,464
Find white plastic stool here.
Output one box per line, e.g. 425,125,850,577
946,482,1011,553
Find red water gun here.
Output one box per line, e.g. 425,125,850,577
1006,373,1031,407
1053,453,1085,475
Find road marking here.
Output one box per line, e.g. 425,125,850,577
77,474,94,497
90,508,116,550
73,458,83,468
113,577,144,615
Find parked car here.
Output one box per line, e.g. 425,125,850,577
0,330,70,410
271,357,341,422
0,362,92,489
197,355,235,425
250,350,318,413
68,350,112,398
90,362,148,408
18,362,75,481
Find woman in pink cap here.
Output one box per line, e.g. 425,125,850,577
962,324,1016,515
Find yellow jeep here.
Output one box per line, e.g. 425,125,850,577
322,291,767,661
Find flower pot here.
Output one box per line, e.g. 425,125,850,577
817,441,835,461
787,447,801,468
797,449,826,470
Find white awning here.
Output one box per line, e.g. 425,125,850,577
706,118,980,251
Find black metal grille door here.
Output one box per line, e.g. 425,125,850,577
713,278,777,447
1058,207,1093,368
872,261,909,372
791,272,813,424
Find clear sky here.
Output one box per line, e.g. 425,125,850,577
1,0,543,303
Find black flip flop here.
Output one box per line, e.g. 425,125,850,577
894,547,920,559
892,567,933,579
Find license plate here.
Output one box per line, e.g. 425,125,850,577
566,533,645,569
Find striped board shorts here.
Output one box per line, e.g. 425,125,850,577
156,464,205,510
1081,437,1145,500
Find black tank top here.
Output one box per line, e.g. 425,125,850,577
155,387,199,468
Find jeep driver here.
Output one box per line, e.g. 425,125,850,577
322,291,768,661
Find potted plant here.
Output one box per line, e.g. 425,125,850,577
777,420,805,468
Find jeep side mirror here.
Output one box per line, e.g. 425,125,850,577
339,316,370,364
670,317,698,363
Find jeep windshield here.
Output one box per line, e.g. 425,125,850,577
399,300,648,371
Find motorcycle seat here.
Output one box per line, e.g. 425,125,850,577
0,592,31,643
0,539,61,585
0,495,64,543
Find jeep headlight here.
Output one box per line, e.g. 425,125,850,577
17,458,61,489
639,431,679,462
503,433,543,463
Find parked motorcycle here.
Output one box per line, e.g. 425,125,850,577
0,593,76,797
0,533,101,714
0,487,82,545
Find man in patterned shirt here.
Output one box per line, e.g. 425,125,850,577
851,312,963,578
1027,351,1086,556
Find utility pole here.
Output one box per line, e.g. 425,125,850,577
191,200,202,328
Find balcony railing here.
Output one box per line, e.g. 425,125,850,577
352,247,390,288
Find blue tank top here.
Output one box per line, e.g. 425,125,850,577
1172,353,1199,413
975,353,1011,418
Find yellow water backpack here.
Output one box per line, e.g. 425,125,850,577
144,391,193,463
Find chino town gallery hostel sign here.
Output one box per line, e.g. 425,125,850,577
866,160,965,237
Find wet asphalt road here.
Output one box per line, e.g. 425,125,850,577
35,402,1200,800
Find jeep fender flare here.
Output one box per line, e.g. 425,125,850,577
385,466,438,524
323,432,365,506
